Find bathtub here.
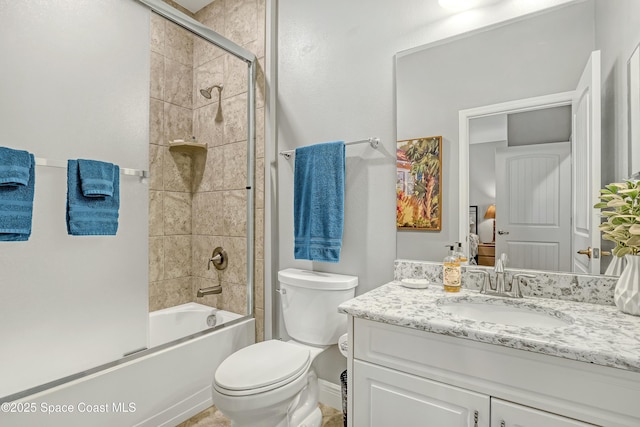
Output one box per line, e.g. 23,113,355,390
2,303,254,427
149,302,242,347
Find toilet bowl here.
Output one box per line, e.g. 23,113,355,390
212,268,358,427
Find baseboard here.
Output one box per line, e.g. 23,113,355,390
318,379,343,412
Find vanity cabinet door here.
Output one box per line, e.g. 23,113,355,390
491,398,598,427
353,360,490,427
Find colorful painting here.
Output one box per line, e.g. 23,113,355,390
396,136,442,231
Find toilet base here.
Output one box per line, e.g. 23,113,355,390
216,369,322,427
295,406,322,427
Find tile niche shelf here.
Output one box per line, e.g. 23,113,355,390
169,138,207,153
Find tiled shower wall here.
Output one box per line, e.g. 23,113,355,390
148,0,266,341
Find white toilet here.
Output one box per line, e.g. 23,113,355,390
212,268,358,427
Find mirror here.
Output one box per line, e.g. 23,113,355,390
396,0,637,275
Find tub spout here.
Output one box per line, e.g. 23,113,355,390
197,286,222,297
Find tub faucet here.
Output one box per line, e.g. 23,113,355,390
197,285,222,297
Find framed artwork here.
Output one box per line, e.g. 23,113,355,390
396,136,443,230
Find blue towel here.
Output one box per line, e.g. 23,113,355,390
67,159,120,236
0,149,35,241
294,141,345,263
78,159,115,197
0,146,32,187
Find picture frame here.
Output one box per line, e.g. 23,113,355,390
396,136,443,231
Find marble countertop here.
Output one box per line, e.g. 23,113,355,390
338,281,640,373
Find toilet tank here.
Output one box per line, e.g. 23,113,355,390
278,269,358,346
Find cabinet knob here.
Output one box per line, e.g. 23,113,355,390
500,421,506,427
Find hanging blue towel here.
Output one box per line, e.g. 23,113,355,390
0,146,32,187
78,159,115,197
0,148,35,241
294,141,345,263
67,159,120,236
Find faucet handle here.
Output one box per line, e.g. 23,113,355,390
500,253,508,265
468,269,492,293
510,273,536,298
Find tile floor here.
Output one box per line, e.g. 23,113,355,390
177,403,344,427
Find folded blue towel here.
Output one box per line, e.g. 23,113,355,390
294,141,345,263
67,160,120,236
0,151,35,241
0,146,32,187
78,159,115,197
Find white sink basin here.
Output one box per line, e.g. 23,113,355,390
439,297,573,329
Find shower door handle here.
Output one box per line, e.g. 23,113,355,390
497,230,510,235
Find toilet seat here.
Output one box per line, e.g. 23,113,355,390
214,340,311,396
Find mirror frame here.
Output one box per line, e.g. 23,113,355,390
458,91,574,258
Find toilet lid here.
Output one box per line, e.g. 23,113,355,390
214,340,311,394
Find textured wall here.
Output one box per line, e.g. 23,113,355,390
148,13,195,312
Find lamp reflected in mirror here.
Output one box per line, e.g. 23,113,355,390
484,204,496,243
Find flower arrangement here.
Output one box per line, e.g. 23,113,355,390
596,180,640,256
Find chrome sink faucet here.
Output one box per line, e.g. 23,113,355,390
468,253,535,298
494,256,507,294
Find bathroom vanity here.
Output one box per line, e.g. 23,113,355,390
339,272,640,427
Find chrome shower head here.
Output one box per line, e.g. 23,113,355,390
200,84,223,99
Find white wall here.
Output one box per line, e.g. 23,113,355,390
395,1,595,262
0,0,149,397
274,0,579,386
596,0,640,184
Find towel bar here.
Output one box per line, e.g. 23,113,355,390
279,137,380,159
35,157,148,178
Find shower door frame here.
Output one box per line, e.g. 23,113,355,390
137,0,257,318
1,0,257,404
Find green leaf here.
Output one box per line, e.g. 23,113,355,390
627,235,640,246
594,202,609,209
606,185,619,193
607,199,627,208
618,246,633,256
630,224,640,235
611,217,630,225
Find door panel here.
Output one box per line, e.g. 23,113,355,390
495,142,571,271
353,360,489,427
572,50,601,274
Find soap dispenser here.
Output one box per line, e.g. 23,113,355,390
443,245,461,293
455,242,469,266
